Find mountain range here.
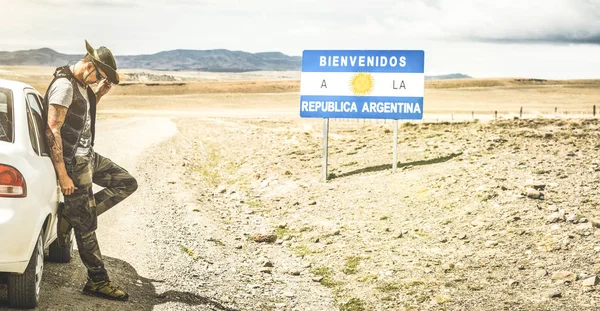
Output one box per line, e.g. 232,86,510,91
0,48,301,72
0,48,471,79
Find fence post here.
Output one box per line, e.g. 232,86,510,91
594,105,596,117
520,107,523,118
555,107,557,114
472,111,474,119
495,111,497,120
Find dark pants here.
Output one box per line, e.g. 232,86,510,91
62,151,138,281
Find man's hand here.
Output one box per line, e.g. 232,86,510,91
95,79,112,100
58,175,77,196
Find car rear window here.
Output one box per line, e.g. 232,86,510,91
0,88,13,143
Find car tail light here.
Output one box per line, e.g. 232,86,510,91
0,164,26,198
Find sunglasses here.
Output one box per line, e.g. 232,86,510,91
93,64,106,81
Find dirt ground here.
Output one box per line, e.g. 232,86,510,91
130,116,600,311
1,67,600,310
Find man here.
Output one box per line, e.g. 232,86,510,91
44,40,137,301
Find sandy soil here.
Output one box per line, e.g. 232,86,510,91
2,68,600,310
145,116,600,311
7,115,600,311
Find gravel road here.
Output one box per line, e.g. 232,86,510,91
1,116,336,311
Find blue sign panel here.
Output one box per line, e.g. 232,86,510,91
300,50,424,119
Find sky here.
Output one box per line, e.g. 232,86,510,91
1,0,599,79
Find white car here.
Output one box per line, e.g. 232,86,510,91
0,79,73,309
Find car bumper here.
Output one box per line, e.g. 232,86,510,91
0,198,46,274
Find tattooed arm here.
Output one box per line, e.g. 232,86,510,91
46,104,76,195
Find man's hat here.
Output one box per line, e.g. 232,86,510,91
85,40,120,84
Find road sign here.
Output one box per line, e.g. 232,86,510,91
300,50,425,119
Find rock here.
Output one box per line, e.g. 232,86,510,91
577,222,593,230
283,291,295,298
289,270,301,276
235,244,243,249
275,239,284,245
583,276,600,286
580,218,589,223
536,269,548,278
402,230,409,235
260,268,272,274
547,212,565,223
312,276,323,282
278,223,288,229
525,188,544,200
308,200,317,205
508,279,519,287
518,265,526,270
439,237,448,243
216,185,227,194
551,224,561,231
442,263,455,273
395,232,404,239
546,290,562,298
485,240,499,248
567,215,578,223
250,233,278,243
551,271,577,282
332,230,341,236
263,261,274,268
458,233,468,240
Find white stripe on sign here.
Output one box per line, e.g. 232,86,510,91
300,72,424,97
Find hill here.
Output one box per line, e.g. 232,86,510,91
0,48,302,72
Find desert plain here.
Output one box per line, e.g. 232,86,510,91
1,66,600,311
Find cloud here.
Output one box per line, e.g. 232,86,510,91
476,34,600,45
28,0,139,7
435,0,600,45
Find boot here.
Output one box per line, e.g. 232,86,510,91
82,278,129,301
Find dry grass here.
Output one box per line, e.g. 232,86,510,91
425,78,600,89
110,80,298,96
2,66,600,121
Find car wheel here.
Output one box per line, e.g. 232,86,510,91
47,229,73,263
8,231,44,309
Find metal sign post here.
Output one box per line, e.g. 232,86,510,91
299,50,424,181
393,120,398,172
322,118,329,182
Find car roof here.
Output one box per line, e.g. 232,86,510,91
0,79,37,92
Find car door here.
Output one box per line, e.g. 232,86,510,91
24,89,59,244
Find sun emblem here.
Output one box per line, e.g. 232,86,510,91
349,72,374,95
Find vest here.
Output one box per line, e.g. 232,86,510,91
43,66,97,166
